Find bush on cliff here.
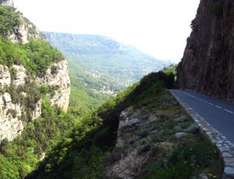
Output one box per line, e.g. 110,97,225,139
0,6,20,36
0,38,63,76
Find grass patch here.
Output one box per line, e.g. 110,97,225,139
143,135,222,179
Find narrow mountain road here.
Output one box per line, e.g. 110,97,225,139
171,90,234,144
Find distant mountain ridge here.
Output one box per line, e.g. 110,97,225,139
44,32,168,95
54,34,122,54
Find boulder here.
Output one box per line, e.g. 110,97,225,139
175,132,188,139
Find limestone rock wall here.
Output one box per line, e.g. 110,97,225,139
177,0,234,101
0,60,70,142
37,60,70,112
11,65,27,86
0,65,11,87
0,65,33,141
9,16,41,44
0,0,71,143
0,92,23,141
1,0,40,43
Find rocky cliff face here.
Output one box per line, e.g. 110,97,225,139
0,61,70,142
0,0,41,43
37,60,70,112
177,0,234,100
0,64,38,141
0,5,70,142
9,16,41,44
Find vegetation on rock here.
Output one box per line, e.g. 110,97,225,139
23,40,63,76
0,4,224,179
0,98,79,179
0,38,63,77
45,32,168,112
26,72,223,179
0,6,20,36
0,6,71,179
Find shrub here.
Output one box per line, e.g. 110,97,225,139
50,65,58,75
0,38,27,66
0,37,63,77
9,67,17,80
143,135,222,179
23,40,64,76
0,100,77,179
0,6,21,36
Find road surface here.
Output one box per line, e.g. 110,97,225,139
171,90,234,144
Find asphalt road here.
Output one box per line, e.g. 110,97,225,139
171,90,234,143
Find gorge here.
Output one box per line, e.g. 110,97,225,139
0,0,233,179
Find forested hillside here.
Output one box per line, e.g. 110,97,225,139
44,32,168,111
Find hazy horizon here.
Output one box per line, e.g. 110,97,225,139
15,0,200,62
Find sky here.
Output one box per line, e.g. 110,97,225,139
15,0,200,62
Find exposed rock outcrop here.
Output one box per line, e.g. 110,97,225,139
0,92,23,141
106,108,157,179
37,60,70,112
0,5,40,43
0,4,70,142
0,60,70,141
0,64,27,88
0,65,11,88
9,16,41,44
177,0,234,101
0,0,40,43
104,92,220,179
11,65,27,86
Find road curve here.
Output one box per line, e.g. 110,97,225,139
171,90,234,144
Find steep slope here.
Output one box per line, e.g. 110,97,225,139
44,32,167,96
0,3,72,178
0,5,70,142
0,2,40,43
177,0,234,100
28,72,222,179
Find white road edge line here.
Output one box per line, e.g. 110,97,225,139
182,91,234,115
215,105,222,109
224,109,234,114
